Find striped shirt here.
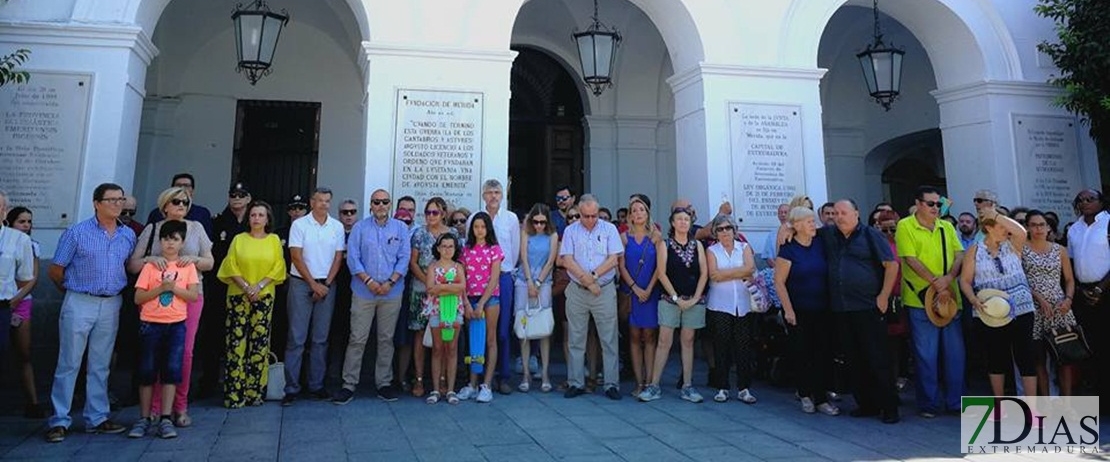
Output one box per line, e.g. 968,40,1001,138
52,217,136,296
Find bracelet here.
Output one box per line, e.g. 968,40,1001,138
364,278,373,286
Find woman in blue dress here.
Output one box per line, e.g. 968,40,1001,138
618,197,661,396
515,204,559,392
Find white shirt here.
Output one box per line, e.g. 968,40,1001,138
0,226,35,300
470,207,521,272
288,214,346,279
1068,211,1110,283
706,242,752,317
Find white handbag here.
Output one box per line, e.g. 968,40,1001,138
265,352,286,401
514,298,554,340
422,324,433,348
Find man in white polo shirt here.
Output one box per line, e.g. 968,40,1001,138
283,187,346,406
1066,188,1108,404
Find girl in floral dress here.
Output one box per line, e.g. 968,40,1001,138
424,233,466,405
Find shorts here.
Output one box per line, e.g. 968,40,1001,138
468,295,500,310
138,320,186,385
11,298,32,325
658,300,706,329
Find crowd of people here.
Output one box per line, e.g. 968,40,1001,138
0,174,1104,443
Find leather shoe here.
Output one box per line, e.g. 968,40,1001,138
564,386,585,399
604,386,622,400
882,409,901,424
849,408,880,418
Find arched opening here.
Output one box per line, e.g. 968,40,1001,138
866,129,945,211
508,47,586,213
133,0,367,225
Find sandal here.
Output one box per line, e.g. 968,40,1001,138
446,392,460,405
174,412,192,428
412,378,425,398
425,391,440,404
540,382,552,393
518,381,531,393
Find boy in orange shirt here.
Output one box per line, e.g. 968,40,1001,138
129,220,199,439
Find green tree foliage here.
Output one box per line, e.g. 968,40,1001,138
1035,0,1110,146
0,48,31,87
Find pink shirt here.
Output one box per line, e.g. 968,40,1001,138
461,243,504,297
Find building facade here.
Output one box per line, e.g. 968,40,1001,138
0,0,1099,253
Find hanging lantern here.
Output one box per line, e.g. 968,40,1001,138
573,0,622,96
232,0,289,85
856,0,904,111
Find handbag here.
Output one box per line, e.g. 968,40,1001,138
1044,323,1092,365
514,297,554,340
265,351,286,401
422,324,433,348
746,275,771,313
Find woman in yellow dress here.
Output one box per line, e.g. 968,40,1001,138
217,201,286,408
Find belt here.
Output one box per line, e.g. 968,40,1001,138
80,292,116,298
572,278,614,290
291,274,328,284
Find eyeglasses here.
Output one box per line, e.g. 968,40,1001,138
880,227,897,234
581,213,598,219
424,210,442,216
340,209,358,216
371,199,391,206
121,209,137,216
714,225,734,233
920,200,940,208
973,198,992,204
98,197,127,204
229,192,249,199
555,195,571,202
170,198,191,207
567,214,580,220
450,218,467,226
672,207,692,214
1077,196,1100,204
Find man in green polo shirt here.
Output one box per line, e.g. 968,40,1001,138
895,186,965,419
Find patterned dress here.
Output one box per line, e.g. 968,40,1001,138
971,240,1034,320
408,226,457,330
424,264,465,329
1021,243,1078,340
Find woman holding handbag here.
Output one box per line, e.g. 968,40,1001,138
618,197,660,397
126,187,214,426
515,204,558,392
1021,210,1078,396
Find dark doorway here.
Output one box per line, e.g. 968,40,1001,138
232,100,321,229
508,47,586,214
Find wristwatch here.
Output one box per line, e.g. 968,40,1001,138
533,279,541,288
670,294,679,303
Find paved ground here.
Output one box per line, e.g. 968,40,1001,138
1,358,1106,462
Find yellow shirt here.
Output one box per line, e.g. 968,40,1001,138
217,233,286,297
894,216,963,308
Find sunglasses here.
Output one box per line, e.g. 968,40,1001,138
973,198,991,204
288,205,306,210
1077,196,1100,204
532,219,548,225
672,207,692,214
555,195,571,202
450,218,467,225
880,227,897,234
171,198,191,207
371,199,391,206
340,209,358,216
715,225,734,233
229,192,249,199
567,214,580,220
121,209,137,216
424,210,442,216
920,200,940,208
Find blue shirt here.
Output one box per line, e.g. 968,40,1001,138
552,210,568,237
820,223,893,312
777,239,829,312
146,204,214,239
53,217,136,295
347,217,411,300
518,233,554,283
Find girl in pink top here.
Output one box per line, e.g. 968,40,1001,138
458,212,503,403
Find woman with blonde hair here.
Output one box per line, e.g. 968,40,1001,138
515,203,559,392
618,197,661,396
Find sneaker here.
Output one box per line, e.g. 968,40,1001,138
158,418,177,439
817,402,841,416
919,411,937,419
476,384,493,403
86,420,126,434
377,386,399,402
827,391,842,402
800,397,816,413
331,388,354,405
637,384,662,402
281,394,296,407
457,385,477,400
127,418,151,438
680,386,704,403
736,388,757,404
45,426,67,443
714,389,729,403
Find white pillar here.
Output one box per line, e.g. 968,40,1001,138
823,128,870,206
933,80,1099,217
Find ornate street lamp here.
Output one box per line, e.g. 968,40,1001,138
232,0,289,85
856,0,904,111
573,0,622,97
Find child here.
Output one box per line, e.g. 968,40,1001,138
130,220,199,439
4,206,44,417
424,233,467,405
456,212,503,403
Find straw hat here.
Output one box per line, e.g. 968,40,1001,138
976,288,1013,328
924,286,959,327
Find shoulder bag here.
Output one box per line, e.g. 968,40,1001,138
1045,323,1092,365
514,296,554,340
265,351,286,401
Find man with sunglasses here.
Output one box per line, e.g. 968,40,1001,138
551,186,576,237
144,173,213,238
328,199,359,381
1066,188,1109,403
895,186,965,419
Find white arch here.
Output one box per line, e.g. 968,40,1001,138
73,0,372,42
780,0,1022,88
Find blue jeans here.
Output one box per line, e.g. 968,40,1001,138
285,276,336,394
138,320,186,385
908,307,965,413
49,292,121,429
497,272,514,381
